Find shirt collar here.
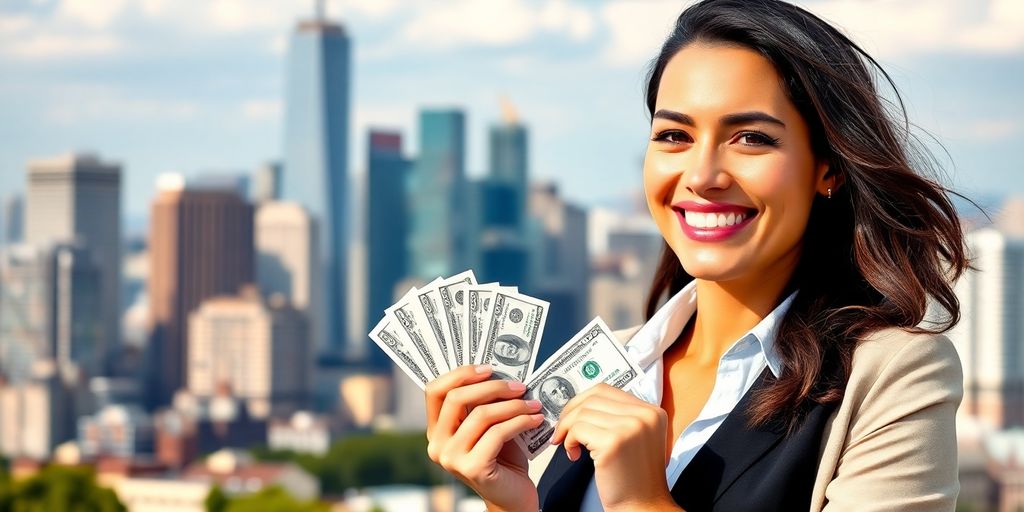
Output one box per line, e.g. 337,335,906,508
626,280,797,378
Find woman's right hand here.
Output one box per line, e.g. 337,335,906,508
425,364,546,512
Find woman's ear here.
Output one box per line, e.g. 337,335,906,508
816,160,842,196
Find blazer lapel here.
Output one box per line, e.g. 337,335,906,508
671,367,786,506
537,445,595,511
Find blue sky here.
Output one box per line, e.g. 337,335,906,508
1,0,1022,224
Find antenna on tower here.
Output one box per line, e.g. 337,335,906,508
314,0,325,21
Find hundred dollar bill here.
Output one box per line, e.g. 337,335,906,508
417,277,456,370
514,317,644,459
386,286,448,378
368,316,430,390
478,290,549,382
466,284,518,365
436,270,477,368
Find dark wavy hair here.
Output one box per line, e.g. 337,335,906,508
643,0,969,430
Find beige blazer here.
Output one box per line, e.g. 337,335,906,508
529,324,963,511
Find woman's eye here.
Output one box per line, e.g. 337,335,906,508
737,131,780,147
652,130,692,144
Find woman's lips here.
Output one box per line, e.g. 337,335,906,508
672,201,757,242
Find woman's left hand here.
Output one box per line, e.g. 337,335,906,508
549,383,680,512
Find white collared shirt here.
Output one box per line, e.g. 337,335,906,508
580,279,797,511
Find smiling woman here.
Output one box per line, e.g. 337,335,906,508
423,1,968,511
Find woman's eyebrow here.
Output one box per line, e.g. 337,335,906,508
653,109,786,129
720,111,786,128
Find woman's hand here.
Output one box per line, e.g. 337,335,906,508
425,364,546,512
550,383,679,512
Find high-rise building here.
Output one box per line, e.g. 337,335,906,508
187,289,310,419
252,161,283,203
147,175,254,407
255,201,323,351
2,194,23,246
366,130,410,366
0,242,103,381
25,153,120,374
282,4,351,356
0,361,73,460
467,178,530,287
409,109,467,279
529,183,589,360
77,404,155,457
489,99,529,232
948,227,1024,428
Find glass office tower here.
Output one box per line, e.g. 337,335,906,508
282,9,350,355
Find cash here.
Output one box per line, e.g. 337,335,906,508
368,271,642,459
514,317,644,459
477,290,548,382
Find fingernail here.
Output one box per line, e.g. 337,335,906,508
525,400,541,410
508,381,526,391
475,365,492,374
531,414,544,422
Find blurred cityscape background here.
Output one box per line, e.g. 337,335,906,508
0,1,1021,511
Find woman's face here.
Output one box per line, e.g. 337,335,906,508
643,43,830,284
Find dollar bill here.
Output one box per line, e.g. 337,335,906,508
417,277,455,370
514,317,644,459
386,286,448,378
478,290,549,382
368,316,430,390
466,284,518,366
436,270,478,368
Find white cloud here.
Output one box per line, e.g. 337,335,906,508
398,0,596,51
342,0,401,20
41,86,200,125
2,33,122,59
56,0,127,30
599,0,686,67
241,98,282,122
963,119,1019,141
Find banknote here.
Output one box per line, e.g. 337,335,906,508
466,284,518,366
478,290,549,382
514,317,644,459
386,286,448,378
368,316,430,390
436,269,478,368
417,277,456,370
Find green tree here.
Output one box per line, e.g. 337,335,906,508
251,431,445,494
208,485,328,512
0,464,125,512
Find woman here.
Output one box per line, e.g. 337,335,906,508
424,0,967,510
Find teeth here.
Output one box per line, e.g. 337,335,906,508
683,211,750,229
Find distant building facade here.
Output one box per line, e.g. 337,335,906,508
25,153,121,374
147,176,254,407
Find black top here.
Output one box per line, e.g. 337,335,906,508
537,368,837,511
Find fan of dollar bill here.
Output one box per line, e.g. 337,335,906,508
368,269,645,458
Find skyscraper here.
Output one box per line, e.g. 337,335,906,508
282,3,350,356
409,109,467,279
366,130,410,367
253,161,283,203
948,226,1024,428
147,175,254,407
255,201,322,351
529,182,589,360
25,153,120,374
2,194,23,246
489,98,529,233
0,242,102,381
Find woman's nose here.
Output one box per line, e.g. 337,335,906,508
682,143,731,195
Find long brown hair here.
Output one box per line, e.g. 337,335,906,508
643,0,970,430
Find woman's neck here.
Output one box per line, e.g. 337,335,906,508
687,259,797,366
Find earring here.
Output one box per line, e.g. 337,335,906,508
827,187,832,199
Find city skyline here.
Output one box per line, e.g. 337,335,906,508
2,0,1021,222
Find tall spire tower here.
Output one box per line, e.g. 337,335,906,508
282,2,350,357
